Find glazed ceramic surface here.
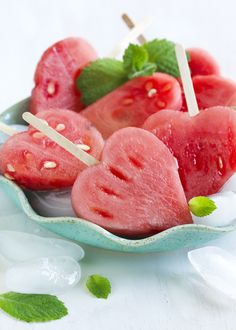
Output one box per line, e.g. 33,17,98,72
0,99,233,253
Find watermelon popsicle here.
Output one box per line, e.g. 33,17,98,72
187,48,220,77
81,73,183,138
31,38,97,114
0,110,104,190
143,45,236,200
71,127,192,237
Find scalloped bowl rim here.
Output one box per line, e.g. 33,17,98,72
0,176,234,248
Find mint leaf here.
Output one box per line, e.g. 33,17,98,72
144,39,181,77
188,196,217,217
77,58,127,105
123,44,149,72
128,62,157,79
86,274,111,299
0,292,68,323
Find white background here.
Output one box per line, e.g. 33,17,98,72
1,0,236,329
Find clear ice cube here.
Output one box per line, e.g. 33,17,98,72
5,256,81,294
192,191,236,227
0,231,84,262
26,189,76,217
188,246,236,300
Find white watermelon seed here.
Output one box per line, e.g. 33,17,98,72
43,161,57,169
147,88,157,98
47,82,56,95
6,164,15,173
56,123,66,132
33,132,44,139
4,173,15,180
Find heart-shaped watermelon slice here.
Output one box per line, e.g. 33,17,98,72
72,127,192,237
31,38,97,114
0,109,104,190
143,106,236,200
81,73,182,138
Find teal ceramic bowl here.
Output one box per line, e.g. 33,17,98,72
0,99,234,253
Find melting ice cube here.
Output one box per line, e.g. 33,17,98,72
25,189,76,217
192,191,236,227
188,246,236,300
0,231,84,262
5,256,81,294
0,125,27,144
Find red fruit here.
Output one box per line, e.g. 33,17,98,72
0,110,104,190
72,127,192,237
193,75,236,109
143,107,236,200
187,48,220,76
31,38,97,114
82,73,182,138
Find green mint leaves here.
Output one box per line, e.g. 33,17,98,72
86,274,111,299
78,58,127,105
77,39,185,105
188,196,217,217
0,292,68,323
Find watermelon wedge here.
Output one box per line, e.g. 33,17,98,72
0,110,104,190
72,127,192,237
31,38,97,114
81,73,182,138
187,48,220,76
143,107,236,200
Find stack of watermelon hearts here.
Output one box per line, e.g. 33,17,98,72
0,109,104,190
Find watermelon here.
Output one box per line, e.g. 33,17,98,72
31,38,97,114
187,48,220,76
143,107,236,200
71,127,192,237
81,73,182,138
192,75,236,109
0,110,104,190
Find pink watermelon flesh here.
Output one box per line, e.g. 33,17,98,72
0,109,104,190
31,38,97,114
81,73,183,139
72,127,192,237
187,48,220,76
143,107,236,200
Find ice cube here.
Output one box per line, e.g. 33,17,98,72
5,256,81,294
188,246,236,300
0,125,27,144
25,189,76,217
192,191,236,227
220,173,236,192
0,231,84,262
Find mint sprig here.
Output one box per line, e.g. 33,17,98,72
86,274,111,299
0,292,68,323
77,58,127,105
77,39,186,105
188,196,217,217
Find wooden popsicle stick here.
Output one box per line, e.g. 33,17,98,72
0,122,18,136
108,16,153,58
122,14,146,44
22,112,99,167
175,44,199,117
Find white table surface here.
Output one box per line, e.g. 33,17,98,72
1,0,236,329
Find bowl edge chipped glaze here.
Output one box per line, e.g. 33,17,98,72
0,98,234,253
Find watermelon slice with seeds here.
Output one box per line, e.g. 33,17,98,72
31,38,97,114
0,110,104,190
81,73,182,138
187,48,220,76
